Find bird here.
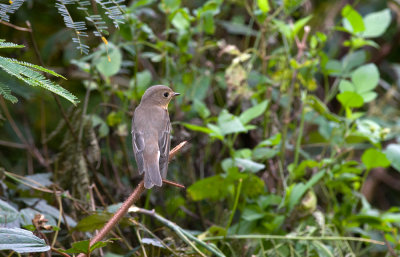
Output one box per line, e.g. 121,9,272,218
131,85,180,189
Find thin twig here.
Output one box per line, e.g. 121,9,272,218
203,234,385,245
162,179,185,188
0,20,31,32
51,247,71,257
0,140,26,149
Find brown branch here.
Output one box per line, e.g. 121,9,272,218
76,141,187,257
51,248,71,257
0,20,32,32
162,179,185,188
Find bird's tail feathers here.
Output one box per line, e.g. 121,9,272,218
144,162,162,189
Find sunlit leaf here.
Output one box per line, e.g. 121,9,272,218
361,148,390,170
362,9,391,38
257,0,270,13
239,100,268,125
337,91,364,108
385,144,400,172
0,228,50,253
342,5,365,33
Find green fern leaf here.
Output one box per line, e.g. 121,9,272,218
0,54,78,105
0,81,18,103
8,59,67,79
0,40,24,49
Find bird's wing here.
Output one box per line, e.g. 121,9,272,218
132,127,145,175
158,110,171,179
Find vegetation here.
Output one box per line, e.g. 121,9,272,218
1,0,400,256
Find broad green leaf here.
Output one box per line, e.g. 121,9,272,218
0,228,50,253
187,175,230,201
283,0,305,14
242,205,265,221
342,5,365,33
187,74,211,101
385,144,400,172
241,174,265,197
218,110,247,135
0,199,19,223
292,16,312,37
74,214,111,232
160,0,180,13
62,240,90,254
361,91,377,102
60,240,114,254
288,170,326,212
257,133,282,147
257,0,270,13
361,148,390,170
95,47,122,77
239,100,269,125
381,213,400,223
351,64,379,93
183,123,213,134
193,99,210,119
355,119,383,145
339,80,355,92
257,194,282,209
202,12,215,34
171,10,190,31
342,50,366,72
141,238,165,248
252,147,278,161
363,9,391,38
235,158,265,173
136,70,152,94
206,226,227,237
207,123,224,140
19,199,76,227
343,37,379,49
337,91,364,108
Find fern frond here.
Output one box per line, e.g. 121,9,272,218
6,59,67,79
0,40,24,49
0,56,78,105
95,0,126,28
0,0,25,22
56,0,89,54
0,81,18,103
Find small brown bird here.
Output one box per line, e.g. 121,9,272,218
132,85,180,189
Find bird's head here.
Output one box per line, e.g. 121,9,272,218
140,85,180,109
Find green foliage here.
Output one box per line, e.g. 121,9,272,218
0,40,78,104
0,228,50,253
59,239,115,255
1,1,400,256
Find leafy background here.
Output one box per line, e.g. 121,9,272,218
1,0,400,256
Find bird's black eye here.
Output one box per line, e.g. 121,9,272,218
163,92,169,98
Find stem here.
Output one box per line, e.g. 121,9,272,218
225,178,243,232
293,91,307,169
203,235,384,245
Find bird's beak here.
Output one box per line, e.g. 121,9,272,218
173,92,180,97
